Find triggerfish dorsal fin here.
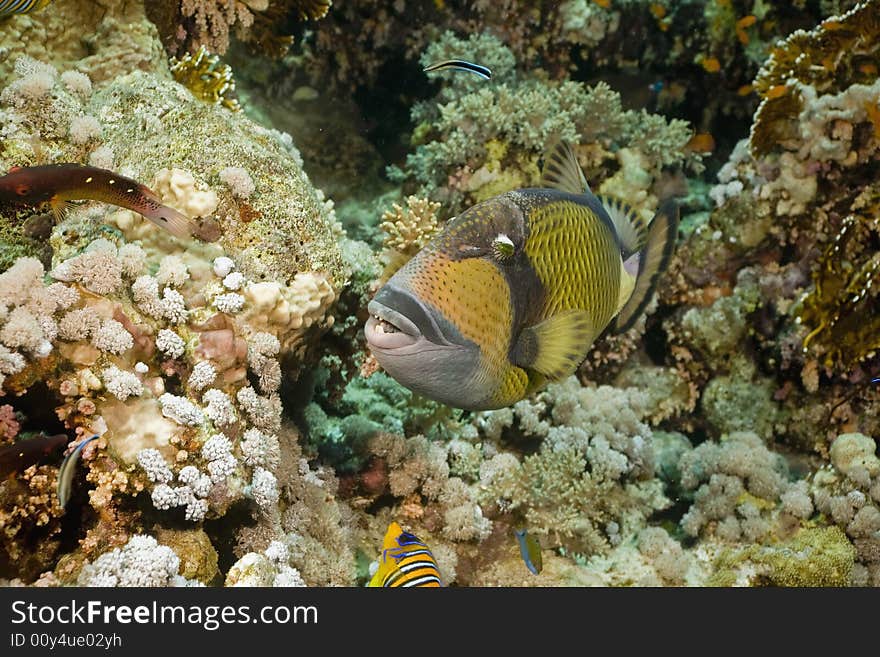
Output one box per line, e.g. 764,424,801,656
598,194,648,260
611,199,679,334
511,309,593,381
540,140,589,195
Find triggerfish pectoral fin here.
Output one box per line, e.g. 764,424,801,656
511,310,593,381
612,199,679,333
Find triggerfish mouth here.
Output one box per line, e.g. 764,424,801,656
366,140,679,410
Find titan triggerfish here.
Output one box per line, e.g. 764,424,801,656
365,140,679,411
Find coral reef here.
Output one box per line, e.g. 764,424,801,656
2,0,880,590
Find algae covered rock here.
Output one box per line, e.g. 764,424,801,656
156,527,220,585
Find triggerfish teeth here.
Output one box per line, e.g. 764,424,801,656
364,139,679,411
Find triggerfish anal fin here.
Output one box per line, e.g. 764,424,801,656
57,434,99,509
423,59,492,80
511,309,593,381
540,140,590,195
514,529,542,575
612,199,680,334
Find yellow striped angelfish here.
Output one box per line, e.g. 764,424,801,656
366,140,679,410
368,522,443,587
0,0,52,18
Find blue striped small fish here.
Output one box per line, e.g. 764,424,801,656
368,522,443,587
0,0,50,17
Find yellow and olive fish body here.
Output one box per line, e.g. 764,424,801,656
368,522,443,587
0,0,51,18
0,164,193,238
366,141,679,410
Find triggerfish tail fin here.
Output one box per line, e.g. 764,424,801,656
57,434,98,509
540,140,589,195
612,199,679,333
598,194,648,260
368,521,443,587
511,310,593,381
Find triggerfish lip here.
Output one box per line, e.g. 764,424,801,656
366,297,422,351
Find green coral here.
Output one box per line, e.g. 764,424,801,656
712,526,855,587
701,357,787,439
390,34,700,213
681,276,762,359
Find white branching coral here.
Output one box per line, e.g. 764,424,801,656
203,389,236,426
69,114,102,144
137,448,173,484
58,309,100,340
102,365,143,400
91,319,134,354
52,244,122,295
249,467,279,510
156,329,185,359
213,292,245,314
202,434,236,484
178,465,212,498
160,288,188,324
240,428,280,469
187,361,216,391
131,276,163,318
159,393,204,426
76,535,198,587
156,255,190,288
222,272,245,290
236,386,281,432
212,256,235,278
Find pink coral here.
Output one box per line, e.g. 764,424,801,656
0,404,20,444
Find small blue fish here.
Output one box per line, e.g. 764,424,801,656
514,529,542,575
423,59,492,80
872,377,880,383
57,434,98,509
0,0,51,17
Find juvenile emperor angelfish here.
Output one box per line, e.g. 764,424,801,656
366,141,679,411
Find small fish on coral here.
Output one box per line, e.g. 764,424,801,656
423,59,492,80
0,164,195,238
0,432,67,479
366,141,679,410
56,434,98,509
514,528,542,575
368,522,443,587
0,0,50,18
